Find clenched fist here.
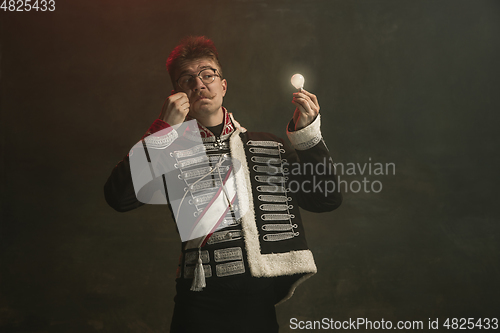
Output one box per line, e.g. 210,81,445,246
159,92,190,126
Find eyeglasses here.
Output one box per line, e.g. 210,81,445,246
176,68,221,91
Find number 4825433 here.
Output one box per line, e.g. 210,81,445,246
1,0,55,11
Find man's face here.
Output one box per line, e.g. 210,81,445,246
174,58,227,120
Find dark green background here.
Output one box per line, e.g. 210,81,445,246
1,0,499,332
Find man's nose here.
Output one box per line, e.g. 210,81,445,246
192,77,207,91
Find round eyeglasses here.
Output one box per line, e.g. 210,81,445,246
176,68,220,91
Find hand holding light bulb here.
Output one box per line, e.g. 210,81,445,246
290,73,320,131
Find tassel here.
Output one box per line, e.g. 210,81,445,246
190,249,206,291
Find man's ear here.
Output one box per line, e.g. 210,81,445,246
222,79,227,97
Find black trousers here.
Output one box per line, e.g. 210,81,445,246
170,279,280,333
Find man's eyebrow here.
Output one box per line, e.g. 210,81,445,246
178,65,214,77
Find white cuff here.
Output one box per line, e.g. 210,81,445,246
286,114,322,150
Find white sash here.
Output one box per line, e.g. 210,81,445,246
185,167,237,249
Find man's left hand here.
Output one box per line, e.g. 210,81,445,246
292,89,320,131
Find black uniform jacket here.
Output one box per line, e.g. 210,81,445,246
104,112,342,304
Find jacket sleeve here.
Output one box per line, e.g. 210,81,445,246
283,114,342,212
103,119,173,212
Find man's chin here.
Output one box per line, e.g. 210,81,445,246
189,106,221,119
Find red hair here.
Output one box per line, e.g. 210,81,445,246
166,36,223,83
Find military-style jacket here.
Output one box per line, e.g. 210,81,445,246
104,109,342,304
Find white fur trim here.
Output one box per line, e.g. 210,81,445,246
229,112,247,133
286,114,322,150
259,250,317,277
230,131,318,279
230,129,262,275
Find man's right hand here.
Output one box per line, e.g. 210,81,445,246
158,92,190,126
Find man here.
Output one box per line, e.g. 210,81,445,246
104,36,342,333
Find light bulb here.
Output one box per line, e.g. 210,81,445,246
291,74,305,90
